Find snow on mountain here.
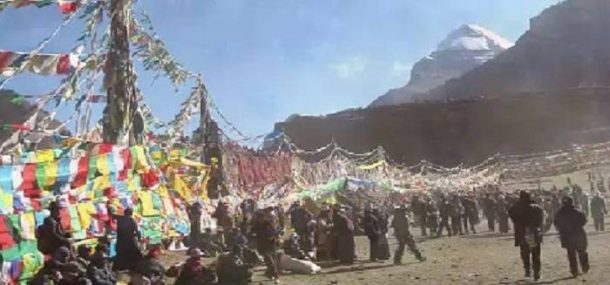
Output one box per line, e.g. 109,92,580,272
370,24,512,107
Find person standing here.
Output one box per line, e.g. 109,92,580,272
462,194,479,234
483,194,497,232
113,208,143,271
554,197,590,278
436,196,452,237
290,202,313,251
590,193,607,231
332,206,355,264
212,201,234,248
411,195,428,236
392,207,425,265
509,191,544,281
253,207,281,283
373,208,391,260
188,202,203,249
496,195,511,234
450,195,464,235
362,208,381,261
315,207,333,261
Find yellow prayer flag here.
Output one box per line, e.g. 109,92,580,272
43,161,58,187
35,149,55,163
140,191,159,216
96,154,111,176
77,202,95,231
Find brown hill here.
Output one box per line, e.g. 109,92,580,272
278,88,610,166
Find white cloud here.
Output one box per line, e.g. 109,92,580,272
391,61,412,77
329,57,366,79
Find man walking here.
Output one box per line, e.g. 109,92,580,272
554,197,589,278
392,206,425,265
590,193,607,231
509,191,544,281
253,207,281,283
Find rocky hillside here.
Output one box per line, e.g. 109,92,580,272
370,24,512,107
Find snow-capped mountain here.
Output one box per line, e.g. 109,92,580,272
370,24,512,107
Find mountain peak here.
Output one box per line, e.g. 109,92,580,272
370,24,510,107
437,24,513,52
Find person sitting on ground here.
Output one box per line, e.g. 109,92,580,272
133,246,166,285
226,226,248,250
283,233,310,260
58,261,91,285
37,201,72,256
175,248,216,285
75,245,92,272
31,246,72,285
201,228,223,257
87,251,116,285
216,245,253,285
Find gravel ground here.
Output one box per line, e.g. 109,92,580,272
161,221,610,285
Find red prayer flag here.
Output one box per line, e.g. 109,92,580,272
71,156,89,188
0,51,14,69
56,54,72,74
118,148,131,181
59,1,79,14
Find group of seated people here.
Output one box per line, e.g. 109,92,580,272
31,243,117,285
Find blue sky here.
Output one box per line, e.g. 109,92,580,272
0,0,557,141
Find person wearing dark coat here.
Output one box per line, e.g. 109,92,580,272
590,193,607,231
373,208,391,260
188,202,203,249
332,207,355,264
462,195,479,234
212,201,234,248
87,251,116,285
509,191,544,281
392,207,424,265
362,209,381,261
554,197,590,278
37,201,72,256
133,247,166,285
290,203,313,252
450,195,464,235
436,197,452,237
252,207,281,282
113,208,143,271
426,200,439,234
411,196,428,236
496,195,511,234
482,194,497,232
217,245,252,285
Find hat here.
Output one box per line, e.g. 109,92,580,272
188,247,204,258
561,196,574,206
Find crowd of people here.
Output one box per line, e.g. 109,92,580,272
23,179,609,285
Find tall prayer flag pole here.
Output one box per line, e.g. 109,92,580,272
103,0,140,145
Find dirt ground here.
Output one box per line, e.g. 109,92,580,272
161,221,610,285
